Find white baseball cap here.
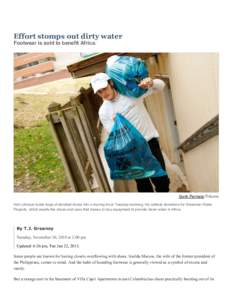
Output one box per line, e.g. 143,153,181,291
91,73,110,93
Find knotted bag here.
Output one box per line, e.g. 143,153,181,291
106,55,149,98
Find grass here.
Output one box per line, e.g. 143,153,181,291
14,94,71,128
14,121,70,192
14,77,92,192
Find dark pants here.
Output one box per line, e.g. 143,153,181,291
135,138,170,192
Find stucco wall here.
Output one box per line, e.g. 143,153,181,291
168,53,218,141
167,53,219,192
183,136,219,192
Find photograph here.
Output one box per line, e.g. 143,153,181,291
14,52,219,193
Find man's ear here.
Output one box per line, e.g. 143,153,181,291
109,80,114,88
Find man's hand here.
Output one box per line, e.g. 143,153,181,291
138,77,153,89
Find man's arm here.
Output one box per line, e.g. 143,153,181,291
130,78,166,104
99,113,114,133
139,78,166,92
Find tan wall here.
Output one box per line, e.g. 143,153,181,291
168,53,218,142
145,89,179,163
183,136,218,192
145,55,181,164
167,53,219,192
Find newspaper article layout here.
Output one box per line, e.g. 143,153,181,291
1,1,231,300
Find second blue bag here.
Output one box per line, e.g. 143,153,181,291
104,113,167,180
106,55,149,98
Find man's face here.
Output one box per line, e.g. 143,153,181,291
97,83,117,101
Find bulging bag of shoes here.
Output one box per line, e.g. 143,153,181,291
106,55,149,98
104,113,167,180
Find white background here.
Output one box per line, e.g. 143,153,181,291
0,0,231,299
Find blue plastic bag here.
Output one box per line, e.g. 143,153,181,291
104,113,167,180
106,55,149,98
